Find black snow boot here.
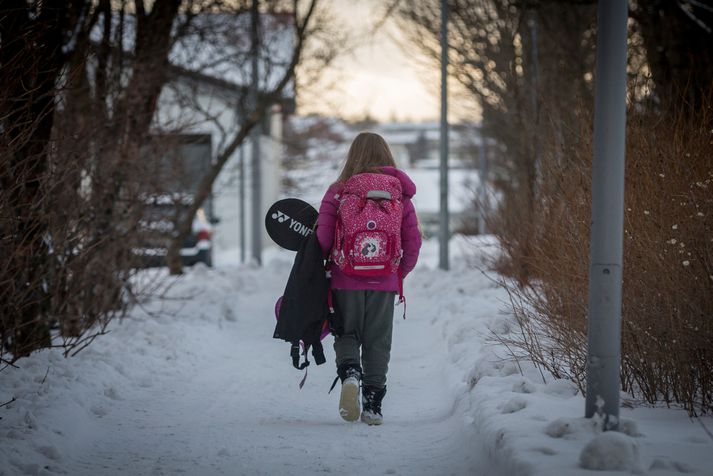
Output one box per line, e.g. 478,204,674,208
332,363,362,422
361,385,387,425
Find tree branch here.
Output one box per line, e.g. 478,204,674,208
166,0,320,273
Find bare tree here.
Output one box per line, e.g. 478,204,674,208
1,0,216,361
631,0,713,111
392,0,597,283
1,1,97,358
1,0,341,363
161,0,339,274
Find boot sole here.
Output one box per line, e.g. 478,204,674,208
360,412,383,426
339,380,360,422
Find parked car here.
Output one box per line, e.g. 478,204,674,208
133,195,217,268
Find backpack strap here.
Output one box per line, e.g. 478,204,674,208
328,375,340,394
312,340,326,365
325,262,341,336
299,368,309,389
327,286,334,315
397,271,406,319
291,342,310,370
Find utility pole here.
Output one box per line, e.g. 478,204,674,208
585,0,628,431
239,144,246,264
439,0,449,271
528,10,540,182
250,0,262,265
478,132,488,235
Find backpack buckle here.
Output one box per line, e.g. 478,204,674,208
366,190,392,200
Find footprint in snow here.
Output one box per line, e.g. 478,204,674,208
103,386,122,400
91,405,108,417
684,435,708,444
531,447,557,456
36,445,61,461
649,458,695,473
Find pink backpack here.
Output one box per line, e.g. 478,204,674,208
331,172,403,276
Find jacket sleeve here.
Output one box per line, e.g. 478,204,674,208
399,198,422,278
316,184,340,258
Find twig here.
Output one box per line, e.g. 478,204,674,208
488,331,525,377
0,397,16,409
40,365,50,385
67,330,110,358
0,358,20,371
685,0,713,13
677,0,713,33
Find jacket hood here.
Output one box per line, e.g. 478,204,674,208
381,166,416,199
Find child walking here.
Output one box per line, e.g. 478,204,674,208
316,132,422,425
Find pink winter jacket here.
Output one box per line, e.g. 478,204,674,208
316,166,422,292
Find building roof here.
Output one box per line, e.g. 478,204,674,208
93,12,295,97
375,122,484,147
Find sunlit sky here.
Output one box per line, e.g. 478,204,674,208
297,0,441,122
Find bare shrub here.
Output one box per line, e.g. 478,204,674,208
1,1,195,365
2,1,333,368
494,96,713,415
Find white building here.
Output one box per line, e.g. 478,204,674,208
377,122,492,235
284,117,494,237
154,13,295,262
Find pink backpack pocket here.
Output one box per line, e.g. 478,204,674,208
332,173,403,277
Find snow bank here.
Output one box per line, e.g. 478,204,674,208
413,235,713,476
579,431,643,473
0,265,249,475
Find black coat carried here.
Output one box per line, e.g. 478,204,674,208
273,231,330,369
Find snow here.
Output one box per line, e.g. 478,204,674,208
579,432,643,473
2,237,712,475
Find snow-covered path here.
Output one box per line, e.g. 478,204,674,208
3,238,712,476
69,264,477,476
1,243,489,476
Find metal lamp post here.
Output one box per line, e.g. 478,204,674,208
585,0,629,431
439,0,450,271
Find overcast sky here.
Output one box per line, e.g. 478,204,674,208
297,0,441,122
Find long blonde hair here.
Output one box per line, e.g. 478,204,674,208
336,132,396,183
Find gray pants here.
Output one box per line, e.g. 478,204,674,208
333,290,396,389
